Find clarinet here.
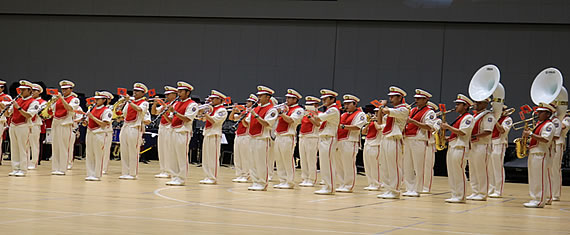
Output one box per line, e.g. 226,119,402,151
150,97,179,125
231,101,258,131
73,104,95,133
0,93,22,117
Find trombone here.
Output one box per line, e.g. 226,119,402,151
512,117,535,130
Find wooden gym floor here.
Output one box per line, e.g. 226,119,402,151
0,160,568,235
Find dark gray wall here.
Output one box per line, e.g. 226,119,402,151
1,0,570,24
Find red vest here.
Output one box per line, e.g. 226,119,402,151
448,112,470,141
366,121,379,140
300,112,320,135
275,105,302,134
337,109,362,140
125,99,147,123
205,105,224,129
88,106,109,130
248,104,274,136
492,116,507,139
171,99,195,128
471,112,489,143
319,104,339,131
529,120,551,149
54,96,75,119
11,97,35,125
382,104,407,135
404,106,430,137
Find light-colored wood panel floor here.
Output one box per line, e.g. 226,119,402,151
0,160,568,234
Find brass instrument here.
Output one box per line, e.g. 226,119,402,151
112,97,127,120
40,96,58,119
435,108,454,151
514,119,531,159
196,103,213,118
512,117,535,130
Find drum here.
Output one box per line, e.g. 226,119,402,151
112,128,121,143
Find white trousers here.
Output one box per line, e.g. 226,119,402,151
120,125,144,176
318,136,337,192
29,125,41,168
551,144,564,199
202,135,221,181
380,138,404,193
447,147,468,200
403,139,428,193
167,131,191,181
52,123,74,173
102,131,113,173
422,144,436,192
233,135,250,178
157,126,171,174
363,143,381,188
528,152,549,206
0,122,5,164
275,135,296,185
249,138,271,188
268,139,276,179
468,143,491,196
86,130,108,178
299,137,319,184
334,140,359,190
9,125,31,172
488,143,506,196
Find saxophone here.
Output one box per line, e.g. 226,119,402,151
39,96,58,119
514,120,530,159
435,109,454,151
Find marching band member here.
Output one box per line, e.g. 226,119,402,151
403,89,436,197
552,111,570,201
85,92,112,181
298,96,321,187
245,86,278,191
335,94,366,193
488,106,512,198
151,86,178,178
199,90,228,184
466,98,495,201
378,87,410,199
68,92,82,169
0,80,11,165
229,94,257,183
422,101,441,194
268,96,279,181
119,83,149,180
523,103,555,208
273,89,304,189
441,94,474,203
165,81,198,186
28,84,47,169
545,103,561,204
4,80,40,176
362,107,384,191
308,89,340,195
100,91,114,174
50,80,80,175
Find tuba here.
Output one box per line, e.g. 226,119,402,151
514,67,563,158
468,64,503,119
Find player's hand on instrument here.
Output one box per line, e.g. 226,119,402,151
381,107,390,115
522,130,531,137
440,123,451,130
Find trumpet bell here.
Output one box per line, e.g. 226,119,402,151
468,64,501,102
530,67,563,105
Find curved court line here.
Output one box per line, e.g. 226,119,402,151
153,187,483,235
